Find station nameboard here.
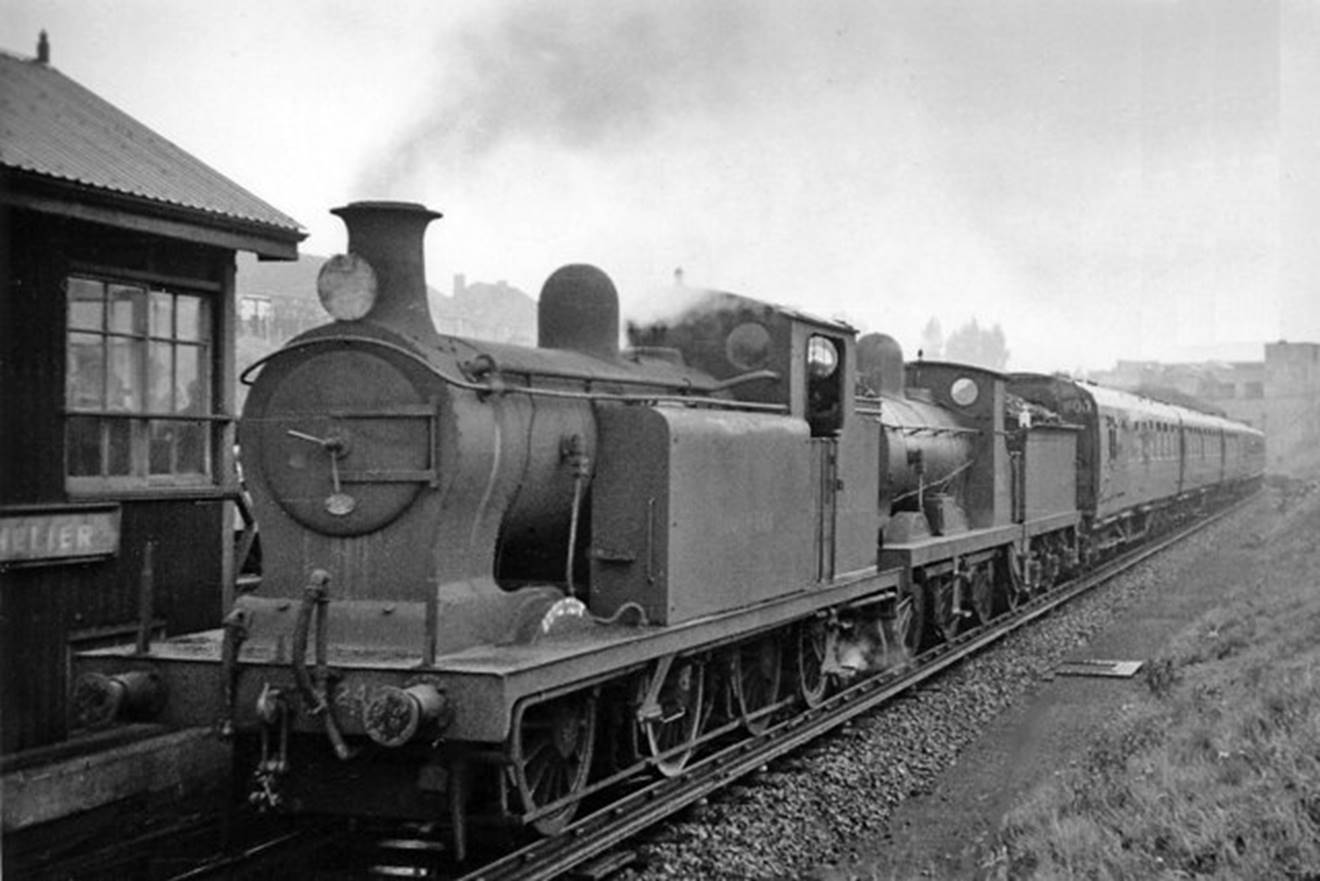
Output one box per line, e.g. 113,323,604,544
0,505,121,566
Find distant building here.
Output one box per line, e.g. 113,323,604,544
1090,359,1265,426
238,293,274,339
1264,341,1320,475
234,259,538,409
437,273,536,345
1090,342,1320,475
1200,361,1267,430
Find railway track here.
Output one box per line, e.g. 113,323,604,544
162,829,335,881
453,496,1251,881
17,814,339,881
41,496,1243,881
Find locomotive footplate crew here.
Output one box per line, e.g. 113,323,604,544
72,201,1264,857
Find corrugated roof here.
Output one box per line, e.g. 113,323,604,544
0,48,303,236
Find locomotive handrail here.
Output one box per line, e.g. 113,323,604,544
240,336,790,413
465,355,779,393
855,404,987,438
713,369,782,390
879,423,981,437
890,457,977,505
63,406,233,422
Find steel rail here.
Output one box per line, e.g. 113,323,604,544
159,828,335,881
458,493,1256,881
26,811,331,881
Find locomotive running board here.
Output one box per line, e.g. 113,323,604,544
429,565,905,740
73,565,906,744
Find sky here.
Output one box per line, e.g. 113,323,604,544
4,0,1317,373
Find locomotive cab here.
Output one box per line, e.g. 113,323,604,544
626,293,880,581
904,362,1014,531
626,291,854,435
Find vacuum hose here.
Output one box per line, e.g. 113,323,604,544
291,570,354,760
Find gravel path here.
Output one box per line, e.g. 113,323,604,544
618,495,1270,881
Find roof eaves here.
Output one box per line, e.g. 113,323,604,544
0,155,305,236
0,50,306,236
4,166,306,244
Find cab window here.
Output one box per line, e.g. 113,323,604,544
806,334,843,437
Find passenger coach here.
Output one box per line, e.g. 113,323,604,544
1008,374,1265,556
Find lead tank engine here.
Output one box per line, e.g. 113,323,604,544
70,198,1101,853
238,202,741,663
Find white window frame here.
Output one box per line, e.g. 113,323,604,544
64,272,221,495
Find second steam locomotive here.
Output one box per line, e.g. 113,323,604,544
74,201,1264,855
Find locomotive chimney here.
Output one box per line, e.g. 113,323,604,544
329,201,442,339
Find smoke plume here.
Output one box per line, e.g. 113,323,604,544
358,1,768,195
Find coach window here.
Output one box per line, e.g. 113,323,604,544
66,275,215,493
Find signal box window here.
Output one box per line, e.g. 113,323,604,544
66,276,214,492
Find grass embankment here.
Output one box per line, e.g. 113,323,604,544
998,482,1320,880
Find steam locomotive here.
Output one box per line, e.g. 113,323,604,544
72,201,1264,855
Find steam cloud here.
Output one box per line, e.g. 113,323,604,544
358,1,767,195
352,1,1289,371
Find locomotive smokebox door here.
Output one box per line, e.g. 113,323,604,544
249,348,439,537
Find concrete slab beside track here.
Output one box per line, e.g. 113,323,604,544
2,726,227,832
